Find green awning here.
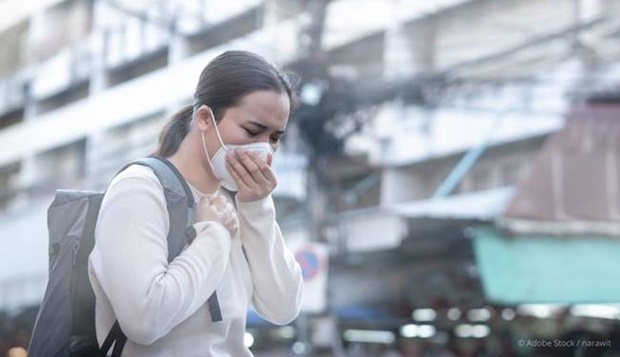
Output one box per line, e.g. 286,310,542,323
471,227,620,304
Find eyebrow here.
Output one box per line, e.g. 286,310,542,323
248,120,285,134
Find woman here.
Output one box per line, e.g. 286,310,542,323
88,50,304,356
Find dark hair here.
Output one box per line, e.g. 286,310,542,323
156,50,299,157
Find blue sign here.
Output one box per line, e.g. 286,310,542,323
295,248,321,281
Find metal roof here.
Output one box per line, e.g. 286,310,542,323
389,187,515,220
503,103,620,234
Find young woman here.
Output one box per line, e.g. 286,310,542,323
88,50,303,356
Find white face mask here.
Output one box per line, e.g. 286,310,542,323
200,107,273,191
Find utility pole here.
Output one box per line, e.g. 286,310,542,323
296,0,330,249
293,1,331,356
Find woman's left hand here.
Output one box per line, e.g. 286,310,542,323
226,149,277,202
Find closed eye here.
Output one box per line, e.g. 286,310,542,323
244,128,259,136
270,134,282,144
244,120,285,145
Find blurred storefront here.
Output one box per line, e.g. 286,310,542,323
476,102,620,304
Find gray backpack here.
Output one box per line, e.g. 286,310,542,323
27,156,221,357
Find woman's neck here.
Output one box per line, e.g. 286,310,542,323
167,134,220,195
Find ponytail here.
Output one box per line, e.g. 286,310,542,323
156,105,193,157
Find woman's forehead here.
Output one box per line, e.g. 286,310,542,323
232,90,290,128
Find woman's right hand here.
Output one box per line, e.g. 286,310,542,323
196,196,238,237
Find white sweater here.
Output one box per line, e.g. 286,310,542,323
88,164,303,357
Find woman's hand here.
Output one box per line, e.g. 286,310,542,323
195,196,239,237
226,149,277,202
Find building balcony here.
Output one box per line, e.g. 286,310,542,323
0,70,27,122
31,41,92,101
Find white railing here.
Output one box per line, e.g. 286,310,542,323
31,40,92,99
105,19,170,69
0,70,27,115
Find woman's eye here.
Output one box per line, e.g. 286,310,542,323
244,128,259,136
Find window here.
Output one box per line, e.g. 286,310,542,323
500,162,521,187
0,162,21,211
471,167,490,191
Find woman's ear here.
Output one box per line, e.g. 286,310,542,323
194,105,214,132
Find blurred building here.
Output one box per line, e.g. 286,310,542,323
1,0,620,355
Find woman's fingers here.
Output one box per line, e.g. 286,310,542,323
225,152,261,188
209,196,226,207
233,150,270,184
225,149,278,202
196,196,238,236
247,151,277,185
227,152,258,188
226,157,255,192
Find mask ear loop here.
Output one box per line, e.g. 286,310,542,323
205,106,231,153
200,131,215,172
197,106,219,172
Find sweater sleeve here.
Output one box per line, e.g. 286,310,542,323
89,168,231,345
236,195,303,325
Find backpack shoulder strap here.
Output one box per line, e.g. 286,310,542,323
118,156,197,262
130,156,195,207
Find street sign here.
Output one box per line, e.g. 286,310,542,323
295,248,322,282
293,243,328,313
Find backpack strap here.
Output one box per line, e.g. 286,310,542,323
100,321,123,356
128,156,197,261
